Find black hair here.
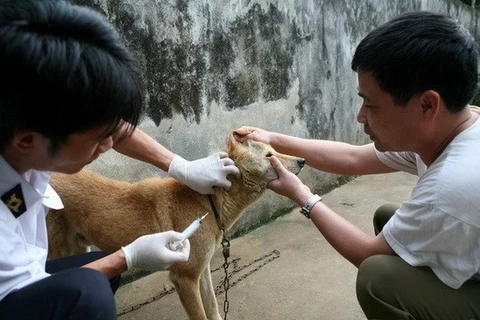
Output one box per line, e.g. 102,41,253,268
0,0,144,153
351,11,479,112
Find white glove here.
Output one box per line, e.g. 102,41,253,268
121,231,190,271
168,152,240,195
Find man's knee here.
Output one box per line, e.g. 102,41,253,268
356,255,390,301
0,268,117,320
56,268,116,320
356,255,415,320
373,203,399,235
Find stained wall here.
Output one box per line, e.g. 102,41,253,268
81,0,480,234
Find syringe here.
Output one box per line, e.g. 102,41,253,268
170,212,209,251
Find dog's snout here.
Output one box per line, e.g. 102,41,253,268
297,158,305,167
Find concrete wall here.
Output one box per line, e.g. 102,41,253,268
78,0,480,235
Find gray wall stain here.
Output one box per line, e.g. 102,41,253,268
76,0,299,124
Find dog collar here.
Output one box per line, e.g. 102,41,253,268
207,194,223,229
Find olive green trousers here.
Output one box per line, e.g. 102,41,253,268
356,203,480,320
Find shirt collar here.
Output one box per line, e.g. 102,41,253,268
0,156,63,210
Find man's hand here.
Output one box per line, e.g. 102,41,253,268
267,156,313,206
233,126,273,144
168,152,240,194
121,231,190,271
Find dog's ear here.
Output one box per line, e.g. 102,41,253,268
230,128,253,148
227,129,250,148
232,128,253,139
225,129,249,155
225,131,238,154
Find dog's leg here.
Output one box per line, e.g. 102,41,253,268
170,270,208,320
46,210,76,259
200,264,222,320
71,233,91,254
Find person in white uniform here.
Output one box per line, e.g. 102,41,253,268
236,11,480,320
0,0,238,319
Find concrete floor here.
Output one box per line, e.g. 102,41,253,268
115,172,417,320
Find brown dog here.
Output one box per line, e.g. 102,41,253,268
46,129,304,320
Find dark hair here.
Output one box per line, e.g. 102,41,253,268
0,0,144,153
351,11,479,113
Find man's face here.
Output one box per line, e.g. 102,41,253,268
356,70,420,152
35,126,115,174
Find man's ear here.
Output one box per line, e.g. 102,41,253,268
418,90,441,122
11,130,38,154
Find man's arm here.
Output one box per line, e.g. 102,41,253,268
267,156,395,267
112,123,240,195
235,126,395,176
82,250,127,279
308,201,395,267
82,231,190,277
272,136,394,176
112,122,174,172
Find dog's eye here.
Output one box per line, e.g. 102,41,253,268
266,152,273,158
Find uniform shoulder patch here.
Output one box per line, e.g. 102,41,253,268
1,184,27,218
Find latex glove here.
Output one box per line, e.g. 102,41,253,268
168,152,240,194
121,231,190,271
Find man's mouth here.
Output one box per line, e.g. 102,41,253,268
364,127,375,140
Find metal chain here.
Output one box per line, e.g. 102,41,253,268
117,247,280,318
214,249,280,295
211,257,241,273
221,236,231,320
116,285,176,317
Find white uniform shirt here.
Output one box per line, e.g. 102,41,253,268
0,156,63,301
376,116,480,289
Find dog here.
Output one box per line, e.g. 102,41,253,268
46,129,304,320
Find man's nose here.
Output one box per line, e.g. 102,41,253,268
356,105,366,124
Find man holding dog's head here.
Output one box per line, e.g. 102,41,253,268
238,11,480,319
0,0,239,319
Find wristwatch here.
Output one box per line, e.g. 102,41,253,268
299,194,322,219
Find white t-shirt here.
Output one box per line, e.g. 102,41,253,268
376,116,480,289
0,156,63,301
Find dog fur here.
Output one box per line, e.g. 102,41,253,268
46,129,304,320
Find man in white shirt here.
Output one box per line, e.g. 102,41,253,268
236,11,480,320
0,0,238,319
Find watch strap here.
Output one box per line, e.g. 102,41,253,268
299,194,322,218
